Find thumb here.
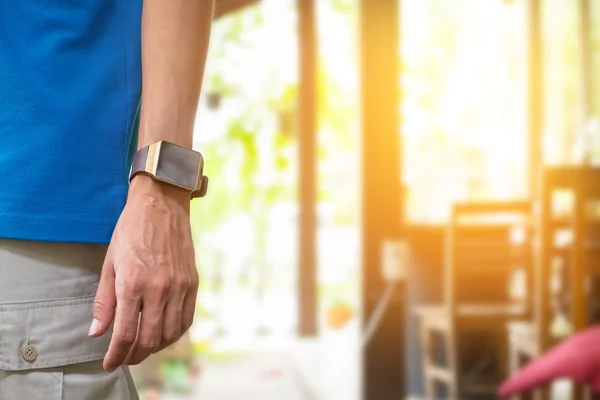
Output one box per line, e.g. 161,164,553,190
90,258,117,337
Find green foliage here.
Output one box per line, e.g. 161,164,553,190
190,1,362,331
319,281,358,308
192,4,299,237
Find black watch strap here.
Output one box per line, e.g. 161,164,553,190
130,145,150,182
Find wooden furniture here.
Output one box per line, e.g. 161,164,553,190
507,166,600,400
417,201,533,399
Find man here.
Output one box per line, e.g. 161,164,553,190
0,0,214,398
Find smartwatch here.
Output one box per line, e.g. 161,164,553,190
129,140,209,199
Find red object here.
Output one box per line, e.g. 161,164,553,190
260,368,284,380
499,325,600,397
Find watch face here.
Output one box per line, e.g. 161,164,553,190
156,141,201,190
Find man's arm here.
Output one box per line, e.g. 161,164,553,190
137,0,213,150
90,0,215,372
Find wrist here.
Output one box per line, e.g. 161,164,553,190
137,124,194,150
128,174,190,212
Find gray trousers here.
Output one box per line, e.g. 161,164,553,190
0,239,139,399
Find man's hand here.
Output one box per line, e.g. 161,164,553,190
89,175,199,372
87,0,214,372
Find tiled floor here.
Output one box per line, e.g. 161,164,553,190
195,353,312,400
142,321,360,400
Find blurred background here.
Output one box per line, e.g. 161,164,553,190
131,0,600,399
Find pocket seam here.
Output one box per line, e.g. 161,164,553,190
0,294,95,311
0,352,107,371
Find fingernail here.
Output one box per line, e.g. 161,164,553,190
89,319,100,336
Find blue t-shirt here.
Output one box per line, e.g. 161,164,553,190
0,1,143,244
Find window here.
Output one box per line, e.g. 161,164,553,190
541,0,585,165
590,0,600,162
401,0,528,223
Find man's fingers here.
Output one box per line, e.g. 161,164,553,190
103,292,141,373
181,274,199,333
125,300,165,365
155,279,197,354
90,259,117,337
155,272,197,353
156,299,184,353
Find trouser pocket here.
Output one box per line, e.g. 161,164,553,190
0,360,139,400
61,360,139,400
0,295,139,399
0,366,63,399
0,295,111,372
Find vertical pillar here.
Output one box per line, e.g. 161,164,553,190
527,0,543,198
580,0,592,163
360,0,404,398
529,0,545,358
528,2,548,399
297,0,318,337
